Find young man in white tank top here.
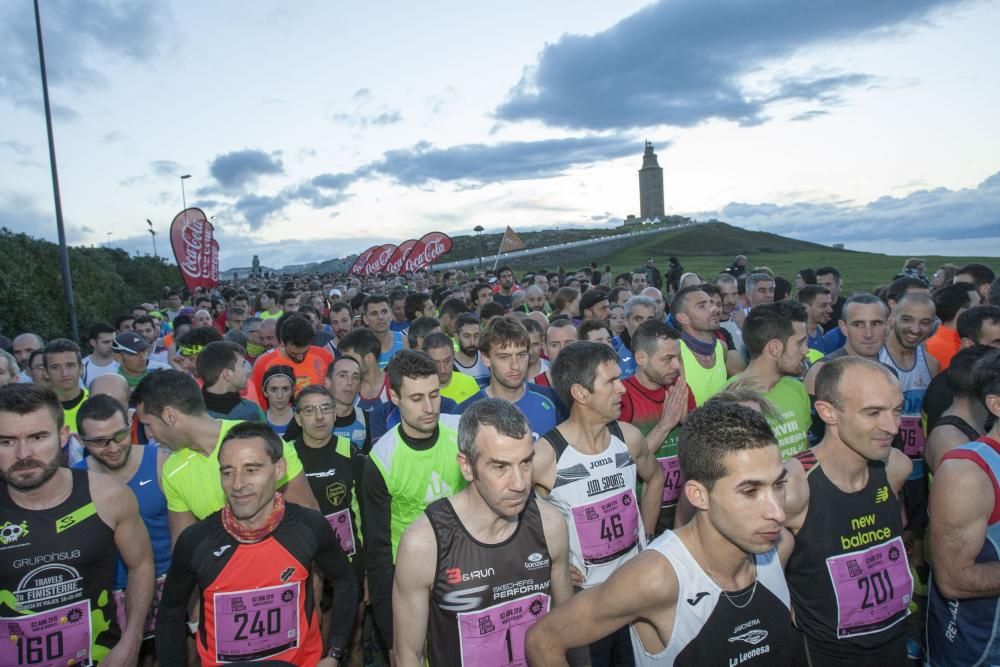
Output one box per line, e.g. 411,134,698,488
527,399,793,665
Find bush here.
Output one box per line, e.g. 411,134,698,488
0,228,183,342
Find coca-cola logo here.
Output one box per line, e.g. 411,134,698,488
384,239,418,275
363,244,396,275
170,208,219,290
350,246,379,275
403,232,452,272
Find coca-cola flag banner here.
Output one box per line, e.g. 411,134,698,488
170,208,219,291
402,231,452,273
383,239,418,275
350,246,380,275
363,243,397,276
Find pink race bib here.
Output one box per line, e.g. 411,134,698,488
114,574,166,638
571,489,640,565
899,416,926,458
456,594,550,666
0,600,92,667
325,508,356,557
659,455,683,505
825,536,913,638
213,582,300,662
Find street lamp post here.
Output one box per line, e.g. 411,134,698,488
146,218,158,259
474,225,484,268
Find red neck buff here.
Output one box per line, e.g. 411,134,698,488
221,492,286,543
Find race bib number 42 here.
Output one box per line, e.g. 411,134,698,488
826,536,913,638
0,600,92,667
214,582,300,662
456,594,550,666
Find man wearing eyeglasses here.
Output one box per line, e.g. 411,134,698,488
72,393,172,658
290,385,366,658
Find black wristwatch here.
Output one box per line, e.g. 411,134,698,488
327,646,347,662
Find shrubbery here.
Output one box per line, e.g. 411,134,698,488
0,228,182,342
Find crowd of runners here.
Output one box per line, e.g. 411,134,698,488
1,254,999,666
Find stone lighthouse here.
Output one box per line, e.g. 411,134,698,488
638,141,665,220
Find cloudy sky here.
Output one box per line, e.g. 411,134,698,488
2,0,998,269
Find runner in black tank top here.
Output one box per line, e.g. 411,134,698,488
393,399,580,667
925,345,993,474
0,384,155,667
784,358,914,665
526,400,795,665
426,497,552,665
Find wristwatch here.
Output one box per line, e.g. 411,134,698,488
327,646,347,662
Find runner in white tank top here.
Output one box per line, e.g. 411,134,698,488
527,399,794,666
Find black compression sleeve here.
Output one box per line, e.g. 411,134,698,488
361,457,395,645
310,512,360,651
155,527,199,667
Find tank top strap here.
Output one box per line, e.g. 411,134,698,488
542,427,570,459
607,420,625,442
794,448,818,473
934,415,981,442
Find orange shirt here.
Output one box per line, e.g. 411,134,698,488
926,324,961,370
251,346,335,398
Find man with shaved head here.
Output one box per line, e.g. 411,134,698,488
12,332,44,382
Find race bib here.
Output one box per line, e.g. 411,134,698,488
659,455,683,506
826,536,913,638
571,489,639,565
0,600,92,667
326,508,357,557
456,594,550,666
899,416,926,458
214,582,300,662
114,574,166,639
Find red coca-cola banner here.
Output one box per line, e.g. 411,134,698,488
350,246,380,275
169,208,219,291
383,239,418,275
403,231,452,273
363,243,397,276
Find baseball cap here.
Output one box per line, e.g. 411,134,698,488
113,332,149,354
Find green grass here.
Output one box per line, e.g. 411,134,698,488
599,222,996,293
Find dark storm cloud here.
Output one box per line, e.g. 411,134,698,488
495,0,962,130
208,149,285,191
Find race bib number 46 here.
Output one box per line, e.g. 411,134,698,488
826,536,913,638
571,489,639,565
214,582,300,662
456,594,550,666
0,600,92,667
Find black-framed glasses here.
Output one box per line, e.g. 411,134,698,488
81,428,130,448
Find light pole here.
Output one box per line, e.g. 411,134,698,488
146,218,158,259
106,232,112,248
474,225,484,268
180,174,191,210
32,0,78,342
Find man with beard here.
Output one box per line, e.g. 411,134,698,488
729,302,812,460
580,289,611,322
453,313,491,388
524,285,549,314
714,273,745,349
619,320,694,533
457,317,559,439
799,285,835,353
73,394,172,650
493,266,517,310
155,422,357,666
328,302,354,349
0,384,155,666
673,286,734,405
877,292,939,598
393,399,582,666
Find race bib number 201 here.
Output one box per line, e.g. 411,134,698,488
826,536,913,638
0,600,92,667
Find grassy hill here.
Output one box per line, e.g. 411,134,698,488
600,222,996,293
